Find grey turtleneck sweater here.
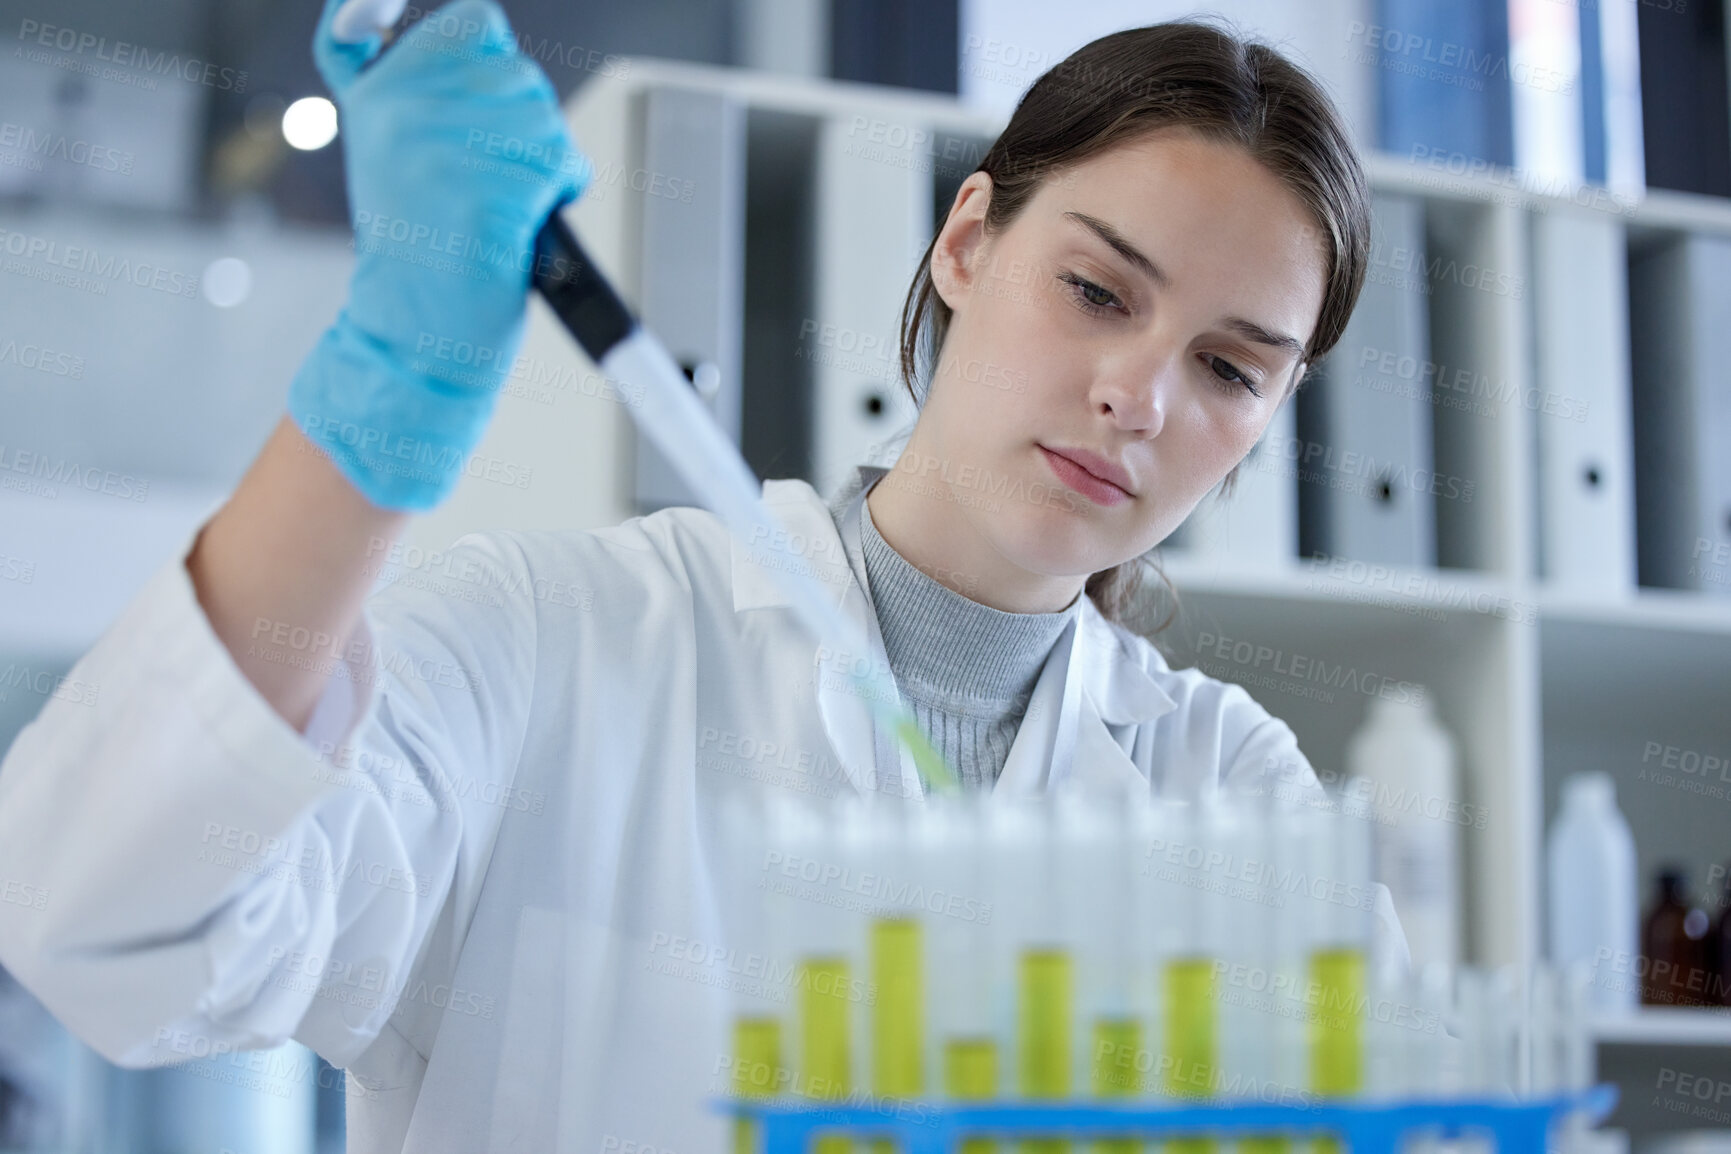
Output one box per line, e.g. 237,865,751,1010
854,493,1074,788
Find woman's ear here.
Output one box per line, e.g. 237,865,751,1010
930,171,994,312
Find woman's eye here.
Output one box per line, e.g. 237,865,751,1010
1059,273,1123,315
1207,354,1263,398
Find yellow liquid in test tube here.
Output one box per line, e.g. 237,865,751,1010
1090,1017,1142,1154
946,1037,999,1154
1163,957,1217,1154
801,956,853,1154
732,1016,783,1154
1307,948,1365,1154
1018,949,1073,1154
871,919,923,1154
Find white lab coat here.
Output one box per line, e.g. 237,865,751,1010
0,462,1407,1154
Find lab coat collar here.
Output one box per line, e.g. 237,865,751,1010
729,465,1177,799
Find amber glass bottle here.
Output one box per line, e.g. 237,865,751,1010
1709,865,1731,1008
1641,867,1711,1007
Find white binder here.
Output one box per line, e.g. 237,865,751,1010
634,86,747,512
807,114,926,499
1531,208,1636,594
1298,193,1435,567
1165,400,1297,570
1629,232,1731,594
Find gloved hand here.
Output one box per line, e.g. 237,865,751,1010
287,0,590,510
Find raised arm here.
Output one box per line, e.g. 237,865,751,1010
189,0,587,731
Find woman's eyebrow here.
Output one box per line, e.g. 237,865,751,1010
1221,316,1306,359
1063,211,1170,288
1065,210,1306,359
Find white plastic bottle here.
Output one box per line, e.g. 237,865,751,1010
1345,691,1462,970
1547,772,1639,1012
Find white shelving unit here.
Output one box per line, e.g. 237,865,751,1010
1593,1010,1731,1049
416,60,1731,1025
1163,152,1731,1141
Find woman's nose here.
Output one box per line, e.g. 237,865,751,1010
1093,354,1171,437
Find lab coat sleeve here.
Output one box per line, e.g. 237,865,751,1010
1219,702,1415,983
0,526,537,1071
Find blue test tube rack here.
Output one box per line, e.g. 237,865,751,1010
721,1086,1618,1154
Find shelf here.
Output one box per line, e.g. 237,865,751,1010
1164,553,1531,625
1363,151,1731,237
1538,586,1731,637
1591,1009,1731,1048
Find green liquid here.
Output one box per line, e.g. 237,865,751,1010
1163,957,1217,1154
732,1016,783,1154
1091,1017,1143,1154
1307,948,1366,1154
871,919,923,1154
1019,949,1074,1154
946,1037,999,1154
801,956,853,1154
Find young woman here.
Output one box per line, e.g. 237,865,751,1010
0,3,1405,1152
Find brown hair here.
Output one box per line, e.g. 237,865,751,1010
896,19,1370,638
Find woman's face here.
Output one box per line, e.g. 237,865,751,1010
872,127,1329,612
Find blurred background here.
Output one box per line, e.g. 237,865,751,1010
2,0,1731,1151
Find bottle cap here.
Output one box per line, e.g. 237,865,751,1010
1363,689,1434,726
1562,772,1616,809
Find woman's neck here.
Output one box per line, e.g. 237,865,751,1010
864,458,1085,615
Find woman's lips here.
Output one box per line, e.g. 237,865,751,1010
1038,445,1131,506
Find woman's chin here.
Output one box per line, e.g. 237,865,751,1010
982,507,1121,586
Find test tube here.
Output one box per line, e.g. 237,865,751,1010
1056,791,1140,1154
1296,783,1373,1154
920,793,998,1154
989,796,1071,1154
1161,802,1220,1154
781,796,856,1154
863,799,923,1154
721,795,789,1154
1210,795,1292,1154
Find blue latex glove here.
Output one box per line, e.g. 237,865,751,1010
287,0,590,510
